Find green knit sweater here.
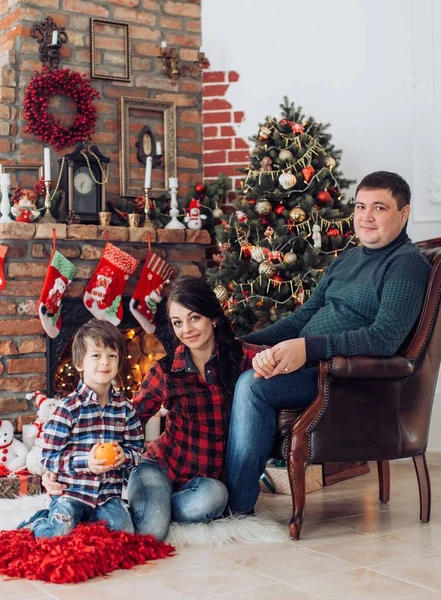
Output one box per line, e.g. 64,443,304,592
244,230,431,360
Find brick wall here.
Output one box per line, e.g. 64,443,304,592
0,223,210,432
202,70,250,206
0,0,203,198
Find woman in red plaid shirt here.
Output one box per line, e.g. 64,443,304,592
126,277,260,540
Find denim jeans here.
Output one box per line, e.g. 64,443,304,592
127,460,228,541
30,495,134,539
226,367,318,514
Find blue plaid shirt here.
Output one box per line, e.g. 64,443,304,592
41,381,144,508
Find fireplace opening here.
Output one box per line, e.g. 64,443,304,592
46,298,175,399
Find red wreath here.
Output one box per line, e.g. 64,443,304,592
24,67,100,151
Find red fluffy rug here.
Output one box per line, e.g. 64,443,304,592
0,523,175,584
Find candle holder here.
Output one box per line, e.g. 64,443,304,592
142,188,155,230
0,184,12,223
165,182,185,229
41,180,56,223
127,213,140,228
98,211,112,226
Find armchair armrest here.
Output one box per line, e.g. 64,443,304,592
324,355,414,380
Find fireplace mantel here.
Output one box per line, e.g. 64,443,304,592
0,222,211,432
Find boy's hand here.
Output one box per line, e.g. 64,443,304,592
42,471,66,496
88,442,126,474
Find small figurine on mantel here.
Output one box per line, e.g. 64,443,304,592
0,420,28,473
11,189,40,223
184,198,207,230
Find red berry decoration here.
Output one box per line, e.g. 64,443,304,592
24,67,100,151
271,274,285,283
194,183,206,195
302,166,315,183
275,204,285,215
317,191,332,204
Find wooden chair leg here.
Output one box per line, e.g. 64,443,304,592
413,453,431,523
287,451,307,540
377,460,390,503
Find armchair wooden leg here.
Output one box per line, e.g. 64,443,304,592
413,453,431,523
287,452,308,540
377,460,390,503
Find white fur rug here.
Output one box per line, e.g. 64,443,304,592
0,495,288,548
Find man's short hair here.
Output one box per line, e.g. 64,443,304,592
356,171,411,210
72,319,125,371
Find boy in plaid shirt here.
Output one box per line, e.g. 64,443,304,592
22,319,144,538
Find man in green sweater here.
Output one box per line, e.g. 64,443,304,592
226,170,431,515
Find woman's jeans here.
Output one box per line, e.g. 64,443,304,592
127,460,228,541
226,367,318,515
30,496,134,539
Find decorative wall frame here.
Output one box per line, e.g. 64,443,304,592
90,18,131,82
3,164,44,188
119,96,177,198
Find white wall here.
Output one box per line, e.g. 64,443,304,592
202,0,441,450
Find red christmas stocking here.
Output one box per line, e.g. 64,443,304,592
39,236,77,339
0,245,8,291
84,242,139,325
130,251,174,333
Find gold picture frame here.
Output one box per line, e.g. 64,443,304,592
90,18,131,82
3,164,44,188
119,96,177,198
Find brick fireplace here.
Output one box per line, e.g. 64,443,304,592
0,221,210,435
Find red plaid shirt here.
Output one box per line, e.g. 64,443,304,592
132,341,260,486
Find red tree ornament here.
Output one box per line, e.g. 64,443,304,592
302,166,315,182
194,183,206,195
271,274,284,283
275,204,285,215
317,190,332,204
326,226,340,237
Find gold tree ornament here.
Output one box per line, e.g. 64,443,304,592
324,155,336,170
278,149,294,162
212,207,224,219
258,126,271,140
279,172,297,190
255,200,272,216
213,284,228,304
258,261,277,278
283,251,297,265
289,206,307,223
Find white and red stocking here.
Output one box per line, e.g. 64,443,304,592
130,251,174,333
0,245,8,291
39,235,77,338
84,242,139,325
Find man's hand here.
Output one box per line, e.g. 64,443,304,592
42,471,66,496
87,442,125,474
271,338,307,376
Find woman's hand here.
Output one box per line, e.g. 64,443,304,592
252,348,277,378
42,471,66,496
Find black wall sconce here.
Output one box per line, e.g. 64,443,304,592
158,42,209,85
31,16,68,71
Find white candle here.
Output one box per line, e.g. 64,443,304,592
0,173,10,187
51,30,58,45
200,45,205,54
169,177,178,189
156,141,162,155
0,163,3,174
44,147,51,181
144,156,152,188
160,40,167,48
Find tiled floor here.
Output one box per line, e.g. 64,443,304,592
2,456,441,599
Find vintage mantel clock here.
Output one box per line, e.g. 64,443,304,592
58,143,110,223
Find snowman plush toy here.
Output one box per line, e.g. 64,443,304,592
0,420,28,473
25,391,58,475
184,198,207,230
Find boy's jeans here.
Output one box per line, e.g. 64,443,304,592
127,460,228,541
30,495,134,538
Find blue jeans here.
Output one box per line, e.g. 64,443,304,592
30,496,134,539
127,460,228,541
226,367,318,514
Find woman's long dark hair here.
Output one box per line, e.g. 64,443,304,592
167,277,244,402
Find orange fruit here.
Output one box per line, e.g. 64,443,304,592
94,442,118,466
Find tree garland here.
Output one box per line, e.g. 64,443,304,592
24,67,100,151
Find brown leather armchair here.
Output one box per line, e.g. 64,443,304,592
273,238,441,540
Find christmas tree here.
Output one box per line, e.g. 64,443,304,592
207,97,356,336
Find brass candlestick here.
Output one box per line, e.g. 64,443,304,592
41,180,56,223
143,187,154,230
